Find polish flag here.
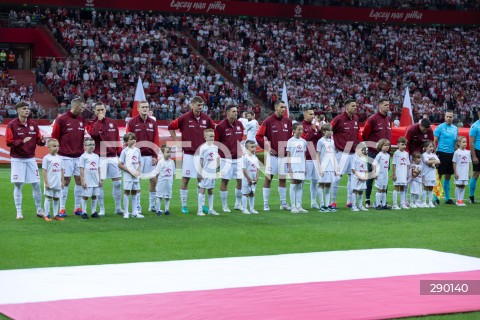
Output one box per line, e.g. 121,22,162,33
281,82,290,118
400,87,414,127
131,78,146,117
1,249,480,320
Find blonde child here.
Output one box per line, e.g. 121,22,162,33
197,129,219,216
241,140,260,214
143,145,176,215
372,139,390,210
351,142,369,211
118,132,143,218
79,137,102,219
41,138,64,221
453,136,472,206
392,137,410,210
409,152,424,208
286,123,308,213
316,123,338,212
422,140,441,207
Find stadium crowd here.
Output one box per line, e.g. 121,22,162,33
2,6,479,126
240,0,480,10
0,70,46,119
192,16,479,123
32,9,248,120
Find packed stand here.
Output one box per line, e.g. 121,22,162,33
191,16,479,124
0,70,46,120
237,0,480,10
36,8,245,121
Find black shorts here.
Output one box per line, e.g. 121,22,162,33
473,149,480,172
436,151,454,175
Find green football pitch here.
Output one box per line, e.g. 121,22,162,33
0,165,479,319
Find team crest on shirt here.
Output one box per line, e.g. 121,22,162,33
79,122,83,127
237,126,240,130
202,120,206,125
30,126,34,131
109,123,113,128
149,123,153,128
284,124,287,128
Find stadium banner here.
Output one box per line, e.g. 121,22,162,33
4,0,480,25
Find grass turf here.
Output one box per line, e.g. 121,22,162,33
0,165,479,319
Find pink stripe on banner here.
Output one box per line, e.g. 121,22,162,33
1,270,479,320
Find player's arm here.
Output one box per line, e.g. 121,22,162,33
152,125,160,161
61,168,65,188
362,118,372,141
167,118,179,141
405,128,413,154
214,126,221,142
301,126,320,141
5,126,26,146
392,164,397,181
51,118,61,140
433,129,439,148
35,127,46,146
255,123,267,150
87,119,101,137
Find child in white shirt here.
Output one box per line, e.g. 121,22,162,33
453,136,472,206
316,123,338,212
422,140,441,208
372,139,390,210
197,129,219,216
42,138,64,221
409,152,424,208
242,140,260,214
79,138,102,219
143,145,176,215
392,137,410,209
118,132,143,218
351,142,369,211
286,123,308,213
